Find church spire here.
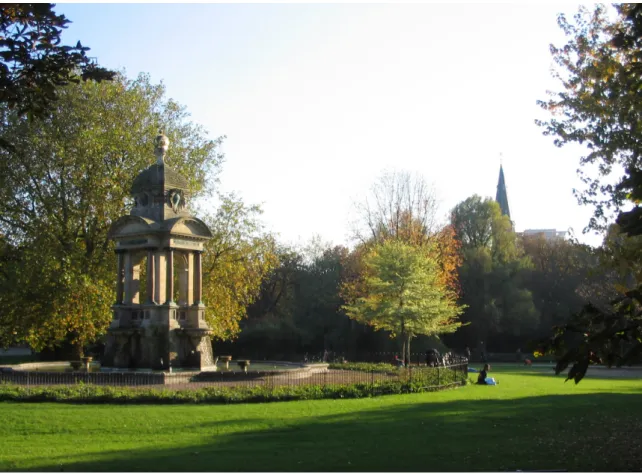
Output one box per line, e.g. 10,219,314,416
496,163,511,219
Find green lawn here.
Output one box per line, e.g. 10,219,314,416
0,365,641,471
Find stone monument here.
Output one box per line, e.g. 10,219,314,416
103,131,215,371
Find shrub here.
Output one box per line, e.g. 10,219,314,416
0,364,467,405
327,362,399,374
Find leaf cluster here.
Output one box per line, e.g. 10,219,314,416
342,240,464,340
539,287,642,383
537,4,642,231
201,194,279,341
0,4,114,124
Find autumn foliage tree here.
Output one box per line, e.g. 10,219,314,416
0,73,275,356
0,73,220,355
200,195,278,342
349,171,462,297
343,171,464,358
343,240,463,364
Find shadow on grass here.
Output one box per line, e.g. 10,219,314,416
12,391,642,472
489,366,642,380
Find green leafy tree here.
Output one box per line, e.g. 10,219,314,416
0,73,222,355
536,4,642,231
343,240,464,365
449,195,538,351
537,4,642,381
521,234,605,339
200,194,278,342
246,245,302,323
216,245,302,359
599,224,642,291
342,170,465,359
232,241,351,360
352,170,462,294
0,4,114,132
293,244,353,355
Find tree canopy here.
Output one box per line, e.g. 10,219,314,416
343,240,464,364
353,170,440,245
0,72,275,355
448,195,538,351
201,194,278,342
537,4,642,381
350,170,462,298
0,4,114,125
536,4,642,231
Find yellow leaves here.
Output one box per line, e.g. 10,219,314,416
342,239,464,337
200,199,278,341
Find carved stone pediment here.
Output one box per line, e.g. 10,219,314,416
163,217,213,239
108,215,157,239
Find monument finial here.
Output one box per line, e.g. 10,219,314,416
154,129,169,165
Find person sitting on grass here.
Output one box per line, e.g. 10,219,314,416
477,364,499,385
477,364,489,384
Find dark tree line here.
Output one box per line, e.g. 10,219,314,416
214,195,618,362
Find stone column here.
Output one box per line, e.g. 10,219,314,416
132,264,140,304
146,248,155,303
154,250,166,305
194,250,203,305
186,252,194,306
116,251,124,304
166,248,174,304
123,253,133,304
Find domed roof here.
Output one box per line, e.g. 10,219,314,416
131,164,189,194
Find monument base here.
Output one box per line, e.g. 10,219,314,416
103,325,213,371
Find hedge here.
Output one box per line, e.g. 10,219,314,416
0,376,466,405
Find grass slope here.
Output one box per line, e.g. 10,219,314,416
0,365,641,472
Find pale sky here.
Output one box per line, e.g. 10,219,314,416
57,3,604,247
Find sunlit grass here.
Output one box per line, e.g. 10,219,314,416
0,366,640,471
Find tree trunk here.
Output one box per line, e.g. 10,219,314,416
405,334,411,367
74,342,84,359
400,317,406,365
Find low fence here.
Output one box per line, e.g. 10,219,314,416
316,351,556,364
304,351,469,366
0,362,468,394
345,352,467,366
